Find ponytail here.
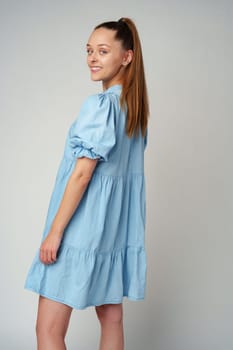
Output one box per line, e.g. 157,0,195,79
95,17,149,138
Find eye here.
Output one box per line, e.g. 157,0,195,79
99,49,108,55
86,48,93,55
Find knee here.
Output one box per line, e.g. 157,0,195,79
36,320,50,339
36,319,65,339
95,304,123,325
36,319,45,339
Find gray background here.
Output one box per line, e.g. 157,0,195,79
1,0,232,349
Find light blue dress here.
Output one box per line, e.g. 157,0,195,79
24,84,148,309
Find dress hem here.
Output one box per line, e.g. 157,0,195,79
24,286,145,310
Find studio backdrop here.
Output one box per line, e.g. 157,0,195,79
0,1,232,349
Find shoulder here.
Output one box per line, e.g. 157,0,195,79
76,90,120,129
81,90,120,112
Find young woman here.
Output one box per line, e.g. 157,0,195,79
25,17,149,350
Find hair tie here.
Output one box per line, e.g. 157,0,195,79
118,18,129,29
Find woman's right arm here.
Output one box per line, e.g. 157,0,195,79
39,157,99,265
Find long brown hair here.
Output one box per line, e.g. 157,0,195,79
95,17,149,138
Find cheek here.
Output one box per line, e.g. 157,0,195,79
105,56,123,70
112,58,124,70
112,52,125,66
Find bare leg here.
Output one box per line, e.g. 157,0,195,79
36,296,73,350
95,303,124,350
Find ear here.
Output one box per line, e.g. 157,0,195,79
122,50,133,66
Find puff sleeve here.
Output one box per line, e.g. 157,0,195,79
68,93,117,162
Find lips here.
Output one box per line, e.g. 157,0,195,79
90,66,102,73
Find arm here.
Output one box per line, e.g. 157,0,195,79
39,157,99,264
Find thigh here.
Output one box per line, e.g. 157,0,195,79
36,296,73,336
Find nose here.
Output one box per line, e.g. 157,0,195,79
90,51,98,63
91,56,97,63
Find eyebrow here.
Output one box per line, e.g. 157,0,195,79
86,43,111,47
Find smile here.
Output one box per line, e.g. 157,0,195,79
90,66,102,72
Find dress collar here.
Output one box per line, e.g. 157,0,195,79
103,84,122,95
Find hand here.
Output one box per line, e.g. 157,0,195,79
39,230,63,265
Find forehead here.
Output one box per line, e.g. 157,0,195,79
87,28,122,47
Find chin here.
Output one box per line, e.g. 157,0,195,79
90,75,102,82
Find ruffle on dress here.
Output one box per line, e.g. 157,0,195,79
25,244,147,309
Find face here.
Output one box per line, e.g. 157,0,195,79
86,28,132,90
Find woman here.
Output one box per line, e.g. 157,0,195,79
25,17,149,350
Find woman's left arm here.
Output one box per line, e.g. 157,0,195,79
39,157,99,265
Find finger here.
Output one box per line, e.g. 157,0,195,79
45,250,53,264
51,249,57,262
40,247,51,265
40,248,46,264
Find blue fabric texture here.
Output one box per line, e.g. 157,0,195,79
24,84,148,310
